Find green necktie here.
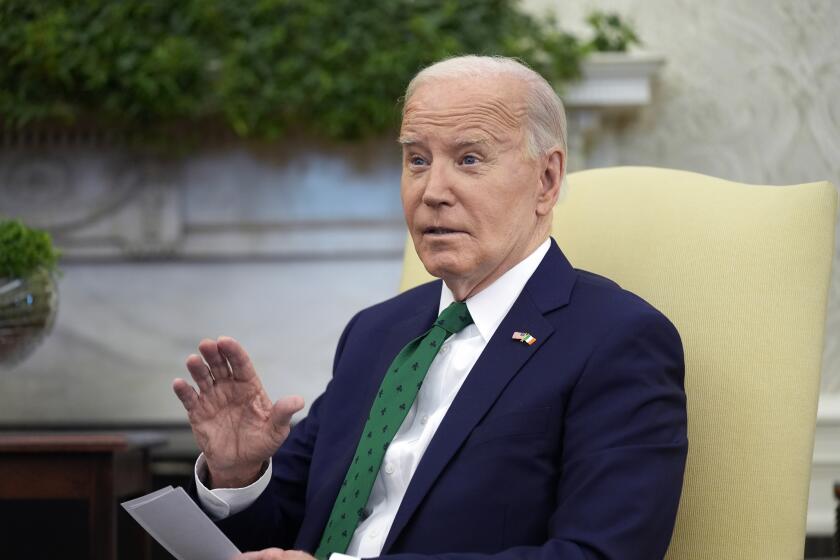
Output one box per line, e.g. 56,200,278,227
314,301,474,559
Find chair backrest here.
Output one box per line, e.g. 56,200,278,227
399,166,838,559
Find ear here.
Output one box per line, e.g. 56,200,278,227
536,147,564,216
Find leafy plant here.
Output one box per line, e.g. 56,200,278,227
584,11,641,53
0,1,638,144
0,220,61,278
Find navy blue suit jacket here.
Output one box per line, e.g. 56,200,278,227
215,240,688,559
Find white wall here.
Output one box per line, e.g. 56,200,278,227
0,259,401,423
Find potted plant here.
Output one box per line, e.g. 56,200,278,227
0,219,60,367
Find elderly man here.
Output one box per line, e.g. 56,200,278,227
173,55,687,560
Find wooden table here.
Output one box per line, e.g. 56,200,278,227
0,431,165,560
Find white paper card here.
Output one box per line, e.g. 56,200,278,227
122,486,241,560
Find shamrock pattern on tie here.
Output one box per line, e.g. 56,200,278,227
314,301,473,559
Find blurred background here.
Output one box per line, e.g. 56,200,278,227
0,0,838,557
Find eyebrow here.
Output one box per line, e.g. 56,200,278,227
396,135,491,147
453,136,490,147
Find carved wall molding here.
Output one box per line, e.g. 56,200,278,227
0,143,407,260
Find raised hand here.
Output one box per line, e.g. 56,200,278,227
173,336,304,489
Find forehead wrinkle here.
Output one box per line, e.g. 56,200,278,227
401,113,525,146
401,118,519,147
403,97,527,131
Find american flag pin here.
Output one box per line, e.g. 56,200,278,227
512,331,537,345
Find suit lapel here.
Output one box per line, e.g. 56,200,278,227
381,241,577,552
302,287,440,548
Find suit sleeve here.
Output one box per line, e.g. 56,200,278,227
374,310,688,560
207,311,363,551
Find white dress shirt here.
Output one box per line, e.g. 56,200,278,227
195,238,551,559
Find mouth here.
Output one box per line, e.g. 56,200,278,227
423,227,465,236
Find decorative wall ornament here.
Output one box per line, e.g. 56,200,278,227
1,150,143,235
564,51,665,172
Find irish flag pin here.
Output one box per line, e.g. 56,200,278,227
512,331,537,345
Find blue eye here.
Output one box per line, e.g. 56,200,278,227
409,155,427,166
462,155,478,165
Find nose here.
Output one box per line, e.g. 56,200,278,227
421,161,456,208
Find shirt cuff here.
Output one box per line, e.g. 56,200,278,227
194,453,272,520
329,554,361,560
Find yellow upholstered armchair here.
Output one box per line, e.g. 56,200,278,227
400,166,838,559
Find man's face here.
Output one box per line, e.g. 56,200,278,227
400,75,549,299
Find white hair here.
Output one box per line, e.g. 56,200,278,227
403,55,568,159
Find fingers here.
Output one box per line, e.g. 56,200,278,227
186,353,214,393
217,336,258,381
271,395,305,432
199,338,233,381
172,378,199,411
185,336,257,393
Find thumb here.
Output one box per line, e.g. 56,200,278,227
271,395,305,431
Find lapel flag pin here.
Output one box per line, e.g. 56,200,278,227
512,331,537,345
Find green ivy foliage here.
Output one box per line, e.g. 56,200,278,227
0,0,587,141
0,220,60,278
585,11,641,53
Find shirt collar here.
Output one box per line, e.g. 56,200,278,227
438,238,551,343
